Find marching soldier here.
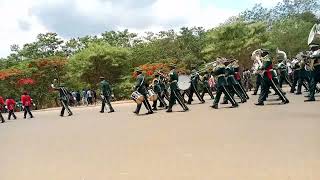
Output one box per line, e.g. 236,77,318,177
187,66,205,104
255,49,290,106
152,75,168,110
221,59,246,104
167,64,189,113
252,72,262,95
211,59,238,109
276,49,292,89
99,77,115,113
233,60,250,100
51,81,73,117
305,44,320,102
201,69,215,100
296,55,311,95
0,96,5,123
133,68,153,115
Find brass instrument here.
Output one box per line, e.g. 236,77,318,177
308,24,320,45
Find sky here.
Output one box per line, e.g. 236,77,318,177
0,0,282,58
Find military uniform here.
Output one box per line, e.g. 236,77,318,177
58,86,73,116
134,73,153,114
211,64,238,109
253,73,262,95
296,60,311,94
222,65,246,104
201,72,215,100
100,79,115,113
277,62,292,88
152,77,168,110
167,66,189,112
256,54,289,105
187,69,205,104
233,65,250,100
305,46,320,101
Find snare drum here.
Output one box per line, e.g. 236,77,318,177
131,91,144,104
147,89,158,101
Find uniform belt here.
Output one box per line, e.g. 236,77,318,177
217,74,225,77
171,80,178,83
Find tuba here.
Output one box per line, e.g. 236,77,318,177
308,24,320,45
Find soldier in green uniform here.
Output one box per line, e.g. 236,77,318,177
167,64,189,113
296,56,311,95
152,75,168,110
233,61,250,100
201,69,215,100
211,59,238,109
305,44,320,102
252,73,262,95
187,66,205,104
276,49,292,89
221,60,246,104
99,76,115,113
255,49,290,106
133,68,153,115
51,81,73,117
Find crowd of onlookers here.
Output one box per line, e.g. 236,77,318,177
69,89,98,106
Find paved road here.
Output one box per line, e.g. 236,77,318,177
1,90,320,180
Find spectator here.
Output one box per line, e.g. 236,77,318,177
87,89,93,105
76,91,81,106
82,89,88,106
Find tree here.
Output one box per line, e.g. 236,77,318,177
203,21,269,68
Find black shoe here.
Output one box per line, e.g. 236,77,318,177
220,101,228,105
68,113,73,116
255,102,264,106
211,104,218,109
200,100,205,104
252,93,257,95
165,106,169,109
60,114,63,117
24,117,26,119
186,102,191,105
146,111,153,115
304,99,315,102
108,110,115,113
230,104,239,108
152,108,157,111
1,121,4,123
184,108,189,112
133,111,139,115
166,109,173,113
30,116,34,118
100,111,104,113
295,92,302,95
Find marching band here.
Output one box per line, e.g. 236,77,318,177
1,24,320,120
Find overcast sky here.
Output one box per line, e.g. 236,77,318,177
0,0,281,58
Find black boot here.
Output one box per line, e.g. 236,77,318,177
211,104,218,109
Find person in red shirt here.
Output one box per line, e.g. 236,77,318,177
6,97,17,120
0,96,5,123
21,92,34,119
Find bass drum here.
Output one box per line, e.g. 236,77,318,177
178,75,191,91
131,91,144,104
147,89,158,101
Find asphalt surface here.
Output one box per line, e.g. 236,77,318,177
1,89,320,180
